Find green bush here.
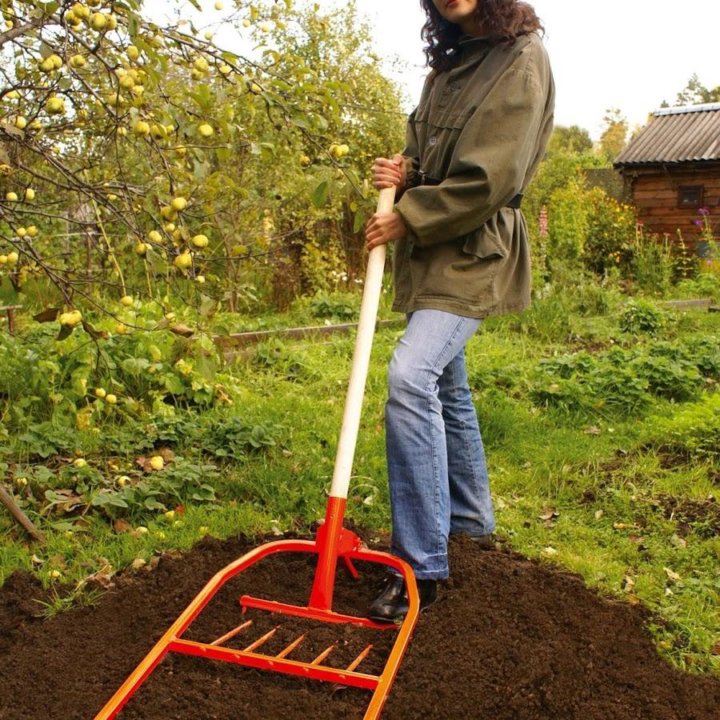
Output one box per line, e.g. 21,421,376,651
530,336,713,417
630,232,675,295
310,293,359,321
675,273,720,302
619,300,667,335
583,188,637,275
547,177,589,267
199,416,279,460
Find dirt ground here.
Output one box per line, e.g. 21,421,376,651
1,533,719,720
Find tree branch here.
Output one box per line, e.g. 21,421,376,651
0,17,45,50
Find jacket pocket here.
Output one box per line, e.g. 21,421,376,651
462,220,508,260
419,108,468,131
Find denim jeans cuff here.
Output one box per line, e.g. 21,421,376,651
413,570,449,581
449,524,496,537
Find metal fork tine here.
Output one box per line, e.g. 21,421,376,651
276,633,306,659
311,643,337,665
210,620,253,647
243,626,279,652
347,644,373,672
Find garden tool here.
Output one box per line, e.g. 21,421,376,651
93,185,420,720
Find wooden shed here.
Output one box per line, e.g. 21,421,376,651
614,103,720,252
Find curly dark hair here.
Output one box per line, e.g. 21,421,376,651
420,0,544,71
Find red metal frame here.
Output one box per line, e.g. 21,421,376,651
93,496,419,720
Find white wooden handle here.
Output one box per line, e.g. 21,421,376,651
329,186,396,499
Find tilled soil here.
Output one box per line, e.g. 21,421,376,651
1,534,719,720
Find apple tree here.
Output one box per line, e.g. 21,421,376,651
0,0,406,326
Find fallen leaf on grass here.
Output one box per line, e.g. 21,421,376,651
113,519,132,534
613,522,640,530
214,384,233,405
663,567,681,583
583,426,601,435
539,507,560,521
85,561,115,588
87,571,114,589
622,574,636,592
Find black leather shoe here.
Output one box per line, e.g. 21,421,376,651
368,575,437,623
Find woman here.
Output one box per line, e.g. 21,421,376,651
365,0,555,622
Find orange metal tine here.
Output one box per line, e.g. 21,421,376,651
342,556,360,579
243,626,279,653
209,620,253,647
275,634,306,659
346,644,374,673
311,643,337,665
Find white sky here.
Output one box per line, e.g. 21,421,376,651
166,1,720,141
362,0,720,140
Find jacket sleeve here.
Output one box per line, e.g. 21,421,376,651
400,110,420,194
395,46,552,247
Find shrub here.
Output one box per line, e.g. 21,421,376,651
583,188,637,276
674,273,720,302
619,300,666,335
630,355,702,402
630,231,675,295
547,177,589,268
310,294,359,321
530,336,712,417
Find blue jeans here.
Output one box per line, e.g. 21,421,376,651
385,309,495,580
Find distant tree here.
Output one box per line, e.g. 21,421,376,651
598,108,628,161
673,74,720,105
547,125,593,156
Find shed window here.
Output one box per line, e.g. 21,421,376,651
678,185,704,208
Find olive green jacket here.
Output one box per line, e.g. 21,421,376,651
392,32,555,318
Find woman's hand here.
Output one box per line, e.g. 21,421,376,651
365,210,407,251
366,153,408,250
371,154,407,190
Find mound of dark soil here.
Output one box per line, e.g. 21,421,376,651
1,534,718,719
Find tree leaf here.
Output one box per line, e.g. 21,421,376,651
169,323,194,338
82,320,109,340
34,307,60,322
56,325,74,341
312,180,329,208
353,210,366,234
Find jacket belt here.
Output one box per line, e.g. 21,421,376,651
416,172,523,209
505,193,523,209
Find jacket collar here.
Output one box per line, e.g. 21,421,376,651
455,34,497,67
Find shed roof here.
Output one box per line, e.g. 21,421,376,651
614,103,720,167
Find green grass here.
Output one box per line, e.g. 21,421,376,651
1,288,718,674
